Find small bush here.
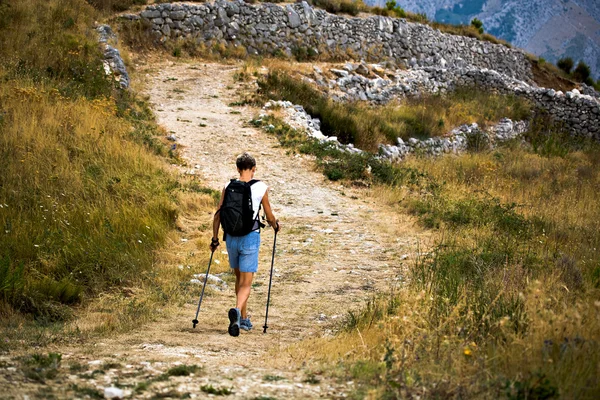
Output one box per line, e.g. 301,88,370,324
339,0,362,16
573,61,592,83
504,373,559,400
557,57,574,74
200,385,233,395
165,364,201,377
0,258,24,305
291,46,319,62
471,18,484,34
385,0,406,18
21,353,62,383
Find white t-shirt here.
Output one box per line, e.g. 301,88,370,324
224,180,268,221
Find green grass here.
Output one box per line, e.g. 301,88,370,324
263,374,285,381
307,136,600,398
164,364,202,377
0,0,206,328
262,76,600,397
258,71,531,151
200,384,233,396
252,115,410,185
70,384,104,399
20,353,62,383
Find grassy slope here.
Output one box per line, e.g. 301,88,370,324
258,70,531,150
252,71,600,398
0,0,215,335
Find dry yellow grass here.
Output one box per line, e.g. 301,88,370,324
286,131,600,397
0,0,217,342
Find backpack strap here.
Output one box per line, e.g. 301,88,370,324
247,179,266,230
215,179,238,216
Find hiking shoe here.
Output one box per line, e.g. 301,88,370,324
240,318,253,331
228,308,240,337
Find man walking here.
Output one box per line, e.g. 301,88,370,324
210,153,280,337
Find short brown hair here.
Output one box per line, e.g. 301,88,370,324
236,152,256,170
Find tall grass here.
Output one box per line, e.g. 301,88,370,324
257,67,600,396
0,0,179,321
292,132,600,398
0,0,114,98
310,0,366,16
0,80,178,319
87,0,148,13
258,71,531,150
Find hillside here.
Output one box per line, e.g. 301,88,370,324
1,1,600,399
367,0,600,79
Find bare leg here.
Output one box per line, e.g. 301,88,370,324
236,272,254,319
233,268,241,296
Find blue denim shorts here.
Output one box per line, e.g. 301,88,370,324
225,231,261,273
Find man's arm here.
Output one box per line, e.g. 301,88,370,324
210,189,226,251
261,189,280,232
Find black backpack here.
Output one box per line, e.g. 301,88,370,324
219,179,264,238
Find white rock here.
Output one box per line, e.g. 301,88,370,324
104,387,125,399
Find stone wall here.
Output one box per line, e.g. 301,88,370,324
257,101,529,162
97,24,130,89
314,63,600,140
132,0,533,82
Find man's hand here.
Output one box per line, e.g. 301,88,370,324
210,237,220,252
274,220,281,233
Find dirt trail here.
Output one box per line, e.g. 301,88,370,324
2,61,426,399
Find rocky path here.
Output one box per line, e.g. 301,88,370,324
1,61,426,399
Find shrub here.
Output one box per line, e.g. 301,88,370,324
556,57,574,74
573,61,592,83
21,353,62,383
385,0,406,18
164,364,202,377
471,18,484,34
339,0,361,16
370,6,392,17
291,46,319,62
412,12,428,23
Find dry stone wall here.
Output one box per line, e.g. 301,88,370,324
132,0,533,82
256,101,529,162
128,1,600,141
315,64,600,140
97,24,130,89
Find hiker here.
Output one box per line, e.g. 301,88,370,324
210,153,280,337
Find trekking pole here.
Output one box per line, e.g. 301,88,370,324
192,250,215,329
263,229,278,334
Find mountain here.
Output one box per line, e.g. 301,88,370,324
365,0,600,79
